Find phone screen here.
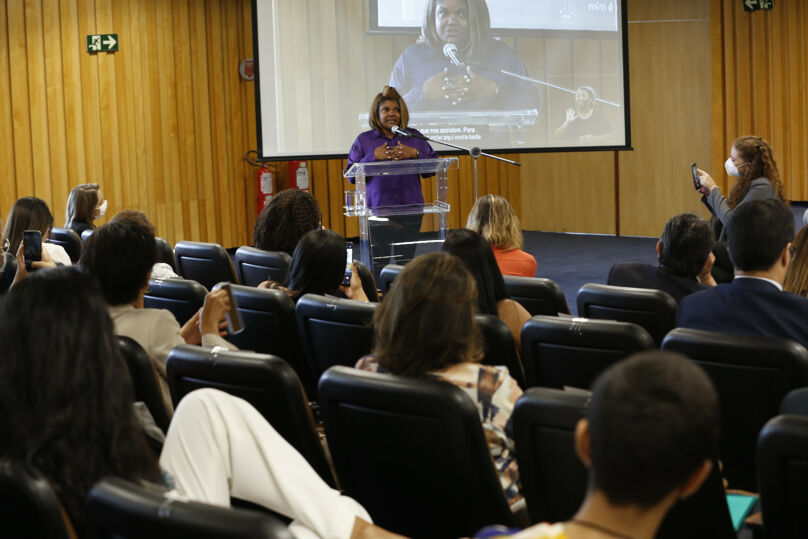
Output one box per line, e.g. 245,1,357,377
212,283,244,335
342,242,353,286
23,230,42,270
690,163,701,190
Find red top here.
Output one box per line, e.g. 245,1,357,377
492,247,537,278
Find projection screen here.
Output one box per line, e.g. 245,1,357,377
253,0,630,160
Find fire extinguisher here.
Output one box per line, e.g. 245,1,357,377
289,161,309,192
257,165,274,213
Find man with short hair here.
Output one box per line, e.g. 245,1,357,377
608,213,716,302
676,198,808,347
477,351,719,539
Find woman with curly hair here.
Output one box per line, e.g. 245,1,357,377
253,188,322,256
695,135,786,282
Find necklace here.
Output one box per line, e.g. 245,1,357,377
568,518,636,539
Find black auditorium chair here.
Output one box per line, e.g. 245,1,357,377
295,294,377,384
234,246,291,287
0,252,17,294
757,414,808,539
577,282,677,346
513,388,736,539
225,284,314,399
318,366,514,538
0,459,72,539
662,327,808,492
117,336,171,434
475,313,526,388
144,278,206,326
166,345,335,487
174,241,238,290
81,229,94,242
781,387,808,416
504,275,570,316
155,237,177,272
86,477,293,539
520,315,654,390
47,227,82,264
379,263,404,295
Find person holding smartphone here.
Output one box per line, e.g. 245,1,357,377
692,136,786,282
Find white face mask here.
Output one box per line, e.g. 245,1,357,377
724,157,741,177
97,199,108,217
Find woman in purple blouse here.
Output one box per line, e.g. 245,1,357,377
346,86,437,209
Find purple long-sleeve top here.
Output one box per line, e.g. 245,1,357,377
346,128,438,209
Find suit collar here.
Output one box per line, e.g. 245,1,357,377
730,276,783,292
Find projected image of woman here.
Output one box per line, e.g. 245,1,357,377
389,0,538,112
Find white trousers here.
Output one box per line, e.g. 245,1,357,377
159,388,370,539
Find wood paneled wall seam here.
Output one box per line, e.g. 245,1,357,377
0,0,256,248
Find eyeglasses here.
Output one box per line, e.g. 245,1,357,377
790,245,798,257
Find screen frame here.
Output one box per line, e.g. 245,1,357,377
252,0,632,162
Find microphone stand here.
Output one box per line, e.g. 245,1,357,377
399,128,520,201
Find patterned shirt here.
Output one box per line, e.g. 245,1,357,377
355,357,525,512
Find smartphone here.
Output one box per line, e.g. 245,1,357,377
342,242,353,286
690,162,701,190
212,283,244,335
22,230,42,271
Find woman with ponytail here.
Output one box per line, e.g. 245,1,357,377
694,136,786,281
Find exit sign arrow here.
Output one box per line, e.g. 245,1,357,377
86,34,119,53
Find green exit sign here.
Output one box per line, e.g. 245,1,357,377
86,34,118,53
743,0,773,12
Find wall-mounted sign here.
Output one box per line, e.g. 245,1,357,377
86,34,119,53
743,0,773,12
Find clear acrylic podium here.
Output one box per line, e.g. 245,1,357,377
344,157,458,278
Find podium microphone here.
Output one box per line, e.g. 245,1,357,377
442,43,463,66
392,126,427,140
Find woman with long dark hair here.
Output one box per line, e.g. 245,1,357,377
442,228,530,350
4,196,71,266
262,228,370,302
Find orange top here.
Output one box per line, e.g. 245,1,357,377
492,247,537,278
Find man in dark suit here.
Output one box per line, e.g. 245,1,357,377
609,213,716,303
677,199,808,348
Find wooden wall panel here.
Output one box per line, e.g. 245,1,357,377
618,0,712,236
712,0,808,202
0,0,256,247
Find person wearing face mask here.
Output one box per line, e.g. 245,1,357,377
65,182,108,236
694,136,786,282
553,86,613,145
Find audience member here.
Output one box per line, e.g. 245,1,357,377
0,267,395,539
442,228,531,350
467,194,537,277
608,213,716,302
253,188,322,256
477,351,718,539
4,196,71,266
356,252,525,515
784,224,808,297
65,182,106,235
111,209,180,279
677,199,808,347
81,218,235,412
695,136,786,282
261,228,370,302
